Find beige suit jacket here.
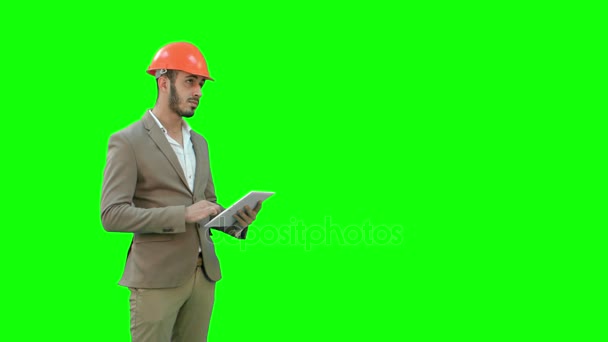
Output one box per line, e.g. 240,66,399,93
101,111,245,288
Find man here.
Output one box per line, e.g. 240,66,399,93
100,42,261,342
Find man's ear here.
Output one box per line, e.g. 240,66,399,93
158,76,170,94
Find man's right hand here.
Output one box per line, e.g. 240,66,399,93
185,200,221,223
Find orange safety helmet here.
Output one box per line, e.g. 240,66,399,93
147,42,214,81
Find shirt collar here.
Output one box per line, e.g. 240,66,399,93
149,110,192,134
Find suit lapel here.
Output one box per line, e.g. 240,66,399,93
142,111,192,193
190,132,209,196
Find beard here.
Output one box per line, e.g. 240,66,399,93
169,83,196,118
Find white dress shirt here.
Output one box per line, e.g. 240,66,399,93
149,110,205,251
149,110,196,192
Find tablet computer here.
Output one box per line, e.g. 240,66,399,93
204,191,274,228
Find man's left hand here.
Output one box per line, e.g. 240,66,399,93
233,201,263,229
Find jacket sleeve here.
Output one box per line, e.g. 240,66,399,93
100,132,187,234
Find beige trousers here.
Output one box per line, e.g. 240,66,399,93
129,267,216,342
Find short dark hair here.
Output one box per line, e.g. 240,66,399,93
163,69,178,83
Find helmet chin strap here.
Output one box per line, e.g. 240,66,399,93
155,68,168,79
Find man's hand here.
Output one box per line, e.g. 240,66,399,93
185,200,221,223
233,201,263,228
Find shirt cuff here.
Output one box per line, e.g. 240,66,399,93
234,226,247,238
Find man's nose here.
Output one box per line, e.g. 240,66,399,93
193,85,203,98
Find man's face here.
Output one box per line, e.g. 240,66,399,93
168,71,206,118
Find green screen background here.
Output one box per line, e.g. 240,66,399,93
0,1,604,341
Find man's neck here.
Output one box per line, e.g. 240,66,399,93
151,105,183,133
